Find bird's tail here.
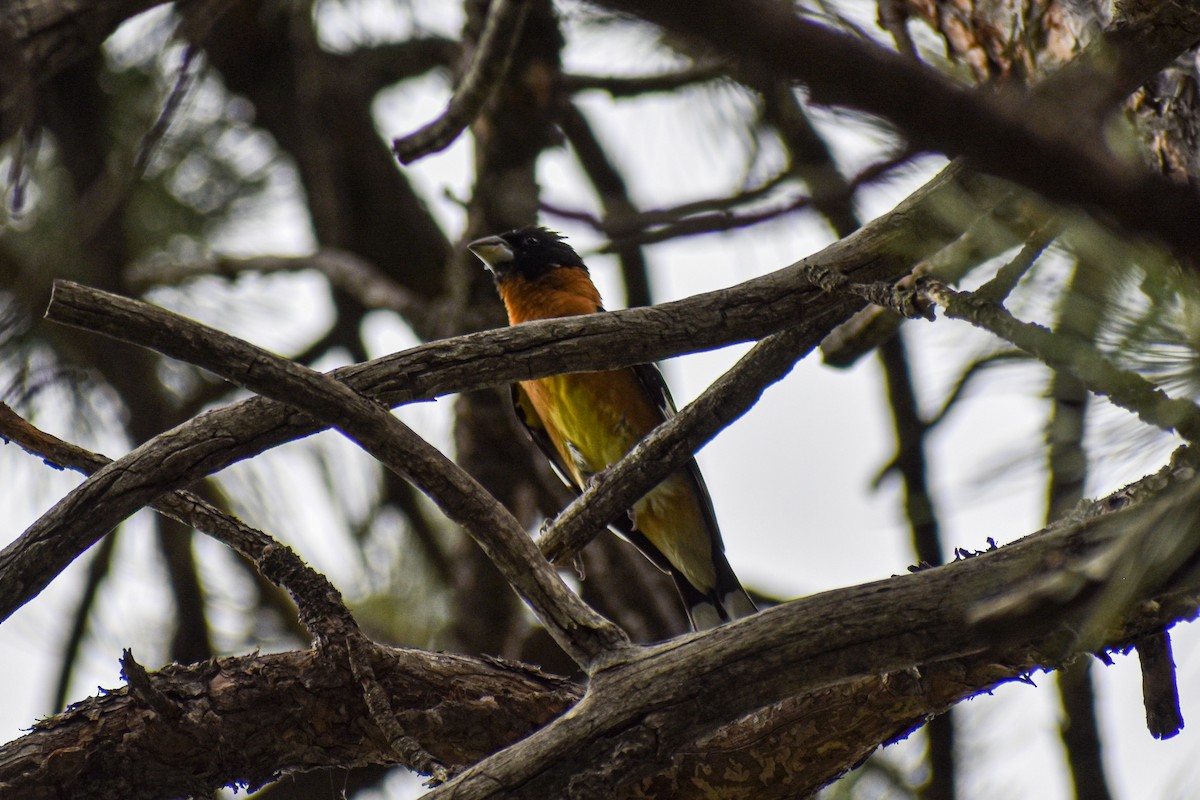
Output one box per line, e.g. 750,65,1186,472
674,550,757,631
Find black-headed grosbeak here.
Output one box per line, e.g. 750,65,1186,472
469,227,756,630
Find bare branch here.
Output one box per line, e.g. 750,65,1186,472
5,459,1199,798
562,62,727,97
392,0,532,163
428,463,1200,799
0,403,355,644
1136,630,1184,739
923,280,1200,442
547,154,909,250
0,647,580,797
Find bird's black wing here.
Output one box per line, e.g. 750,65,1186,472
511,383,579,492
630,362,728,555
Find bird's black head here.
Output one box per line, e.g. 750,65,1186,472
468,227,586,282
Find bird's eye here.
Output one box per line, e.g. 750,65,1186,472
524,235,539,246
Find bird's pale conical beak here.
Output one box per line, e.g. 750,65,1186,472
467,235,514,272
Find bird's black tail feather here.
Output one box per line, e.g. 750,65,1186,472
671,550,756,631
618,520,756,631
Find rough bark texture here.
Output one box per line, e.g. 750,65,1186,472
0,648,579,799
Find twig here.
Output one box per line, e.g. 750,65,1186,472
77,43,201,242
541,170,795,237
43,282,631,668
392,0,531,163
6,126,36,215
562,62,727,97
876,0,917,60
546,153,908,251
604,195,813,248
805,263,932,321
923,351,1027,431
973,222,1059,304
126,249,433,328
923,280,1200,442
120,649,179,720
344,635,450,782
1135,630,1184,739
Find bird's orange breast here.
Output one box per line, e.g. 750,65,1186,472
496,268,602,323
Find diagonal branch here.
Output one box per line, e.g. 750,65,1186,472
539,326,815,564
43,282,631,668
923,281,1200,442
392,0,532,163
0,403,354,644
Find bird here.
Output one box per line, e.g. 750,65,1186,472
468,226,756,630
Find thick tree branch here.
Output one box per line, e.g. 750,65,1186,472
43,282,630,668
0,647,581,799
427,460,1200,800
